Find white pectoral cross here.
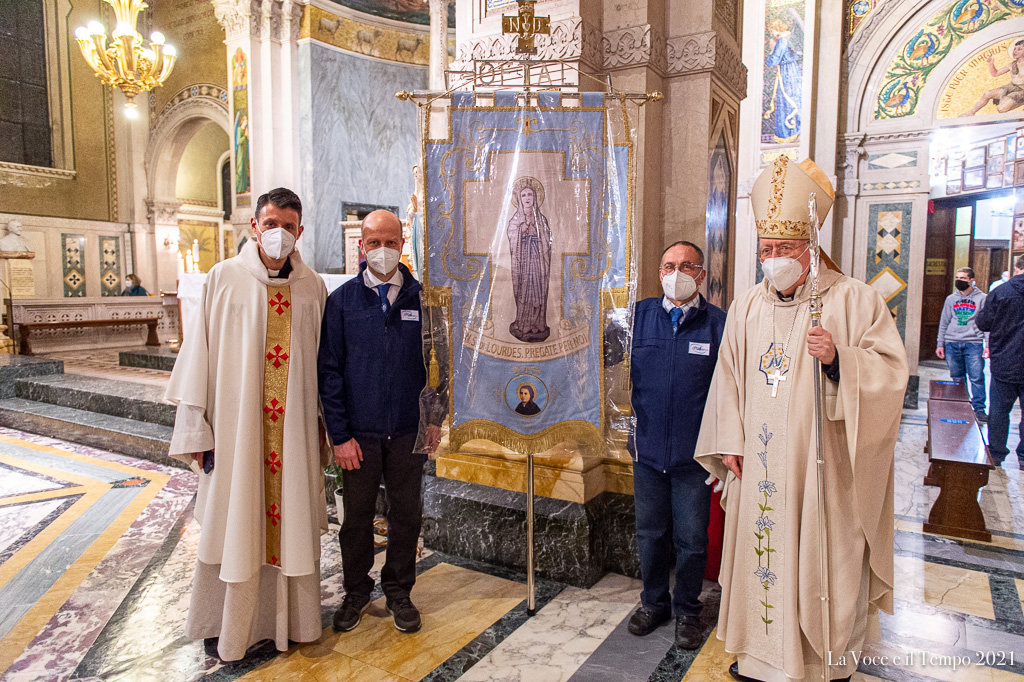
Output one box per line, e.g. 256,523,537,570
767,368,787,398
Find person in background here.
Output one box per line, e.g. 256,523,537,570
121,273,148,296
627,240,725,650
975,255,1024,467
990,270,1010,292
936,267,988,422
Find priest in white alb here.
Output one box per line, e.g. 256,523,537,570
695,158,908,681
166,188,329,661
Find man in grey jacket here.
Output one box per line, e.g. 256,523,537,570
936,267,988,421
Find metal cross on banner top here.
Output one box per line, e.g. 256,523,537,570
502,0,550,54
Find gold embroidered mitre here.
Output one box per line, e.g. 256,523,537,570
751,156,835,239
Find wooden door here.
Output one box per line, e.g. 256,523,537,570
920,204,956,361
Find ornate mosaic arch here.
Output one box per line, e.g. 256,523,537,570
873,0,1024,119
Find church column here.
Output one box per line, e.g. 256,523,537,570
212,1,304,221
808,0,842,254
602,2,664,301
428,0,449,90
146,200,181,294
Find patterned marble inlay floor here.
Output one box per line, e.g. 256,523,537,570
35,347,172,388
1,352,1024,682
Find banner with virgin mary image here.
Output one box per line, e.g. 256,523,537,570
419,91,636,456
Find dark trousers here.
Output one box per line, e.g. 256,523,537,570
339,433,424,601
988,378,1024,462
633,459,712,618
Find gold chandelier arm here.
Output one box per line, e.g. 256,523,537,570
156,52,176,84
90,34,116,77
142,44,162,80
111,32,135,80
106,0,148,28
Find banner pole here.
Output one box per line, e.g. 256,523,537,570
527,452,536,616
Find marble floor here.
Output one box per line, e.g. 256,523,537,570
0,362,1022,681
35,348,173,388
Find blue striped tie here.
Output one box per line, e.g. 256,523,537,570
671,306,683,334
377,283,391,314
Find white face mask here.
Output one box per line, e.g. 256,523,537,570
761,253,808,292
661,271,698,302
258,227,296,260
366,246,401,276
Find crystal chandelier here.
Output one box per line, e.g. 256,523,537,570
74,0,176,118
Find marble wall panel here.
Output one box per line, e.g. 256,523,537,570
301,44,427,272
99,236,121,297
866,202,912,342
61,233,85,297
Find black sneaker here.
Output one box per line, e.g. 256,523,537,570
976,410,988,423
387,596,421,632
203,637,220,659
627,605,670,636
674,615,703,649
333,593,371,632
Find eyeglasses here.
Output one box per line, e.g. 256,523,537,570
660,262,704,276
758,243,805,259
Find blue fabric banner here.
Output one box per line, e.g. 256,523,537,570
421,92,635,454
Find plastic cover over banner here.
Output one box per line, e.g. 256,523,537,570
417,90,637,456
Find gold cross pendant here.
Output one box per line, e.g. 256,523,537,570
502,0,551,55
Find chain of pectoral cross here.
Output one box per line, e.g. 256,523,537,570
768,302,803,398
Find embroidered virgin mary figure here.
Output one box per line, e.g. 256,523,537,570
506,176,552,342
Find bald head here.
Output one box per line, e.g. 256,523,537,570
360,210,404,279
362,210,402,239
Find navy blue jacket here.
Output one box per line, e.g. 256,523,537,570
975,274,1024,384
628,294,726,472
318,263,426,442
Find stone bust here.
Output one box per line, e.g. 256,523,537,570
0,219,33,254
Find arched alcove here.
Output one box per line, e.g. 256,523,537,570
143,97,231,291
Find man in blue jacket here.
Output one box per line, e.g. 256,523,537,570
318,210,440,635
975,255,1024,466
627,240,726,649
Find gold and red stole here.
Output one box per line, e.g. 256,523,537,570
263,285,292,566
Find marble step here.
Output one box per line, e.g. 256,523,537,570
13,374,176,427
0,355,64,399
119,348,177,372
0,397,178,468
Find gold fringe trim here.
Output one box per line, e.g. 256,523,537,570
601,287,629,308
422,286,452,307
449,419,603,456
428,347,440,388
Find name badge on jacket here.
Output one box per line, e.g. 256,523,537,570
689,342,710,356
401,309,420,322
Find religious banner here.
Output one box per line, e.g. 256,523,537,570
420,91,635,455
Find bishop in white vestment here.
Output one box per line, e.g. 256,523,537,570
166,190,328,661
695,158,908,681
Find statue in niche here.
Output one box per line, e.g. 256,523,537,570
0,219,32,254
407,165,425,279
962,38,1024,116
506,176,551,343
